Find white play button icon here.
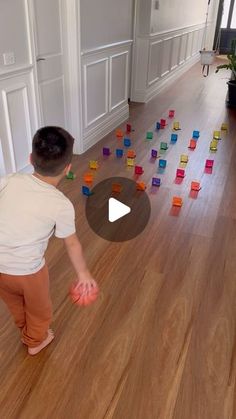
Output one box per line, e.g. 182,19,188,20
86,177,151,241
108,198,131,223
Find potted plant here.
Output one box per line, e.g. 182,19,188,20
215,39,236,107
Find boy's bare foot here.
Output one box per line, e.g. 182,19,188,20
28,329,54,356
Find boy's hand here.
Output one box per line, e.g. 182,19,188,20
64,233,98,293
64,233,99,305
75,270,98,293
70,271,99,306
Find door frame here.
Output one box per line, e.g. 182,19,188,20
27,0,83,154
214,0,236,53
130,0,138,102
213,0,224,50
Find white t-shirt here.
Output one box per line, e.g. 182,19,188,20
0,173,76,275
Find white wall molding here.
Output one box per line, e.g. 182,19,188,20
0,72,37,174
81,40,133,57
170,34,181,71
81,42,131,153
160,36,172,78
83,57,109,128
148,40,162,86
131,21,211,103
82,102,129,152
61,0,83,154
0,65,34,81
1,89,17,173
149,21,207,39
109,51,129,111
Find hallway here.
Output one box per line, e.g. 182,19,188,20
0,59,236,419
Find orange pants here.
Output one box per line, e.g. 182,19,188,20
0,265,52,348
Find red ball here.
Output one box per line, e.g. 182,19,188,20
70,283,99,307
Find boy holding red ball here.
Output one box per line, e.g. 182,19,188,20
0,127,98,355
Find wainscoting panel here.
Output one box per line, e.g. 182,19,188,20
83,58,108,128
81,41,132,151
161,37,172,78
186,31,194,60
131,22,211,103
192,30,200,56
0,71,38,174
2,84,31,172
171,35,181,71
148,40,162,85
110,51,129,111
179,33,188,65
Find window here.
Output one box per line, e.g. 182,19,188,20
221,0,231,28
231,3,236,27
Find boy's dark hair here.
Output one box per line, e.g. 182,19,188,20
31,126,74,176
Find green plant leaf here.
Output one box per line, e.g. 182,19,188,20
215,39,236,74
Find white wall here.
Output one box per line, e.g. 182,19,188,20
0,0,31,71
136,0,152,35
80,0,133,50
150,0,217,34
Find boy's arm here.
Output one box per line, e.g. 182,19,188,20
63,233,97,291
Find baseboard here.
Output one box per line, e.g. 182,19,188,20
132,53,200,103
81,104,129,154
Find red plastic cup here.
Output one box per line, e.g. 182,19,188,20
160,118,166,127
169,110,175,118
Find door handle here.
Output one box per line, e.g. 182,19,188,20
36,58,46,62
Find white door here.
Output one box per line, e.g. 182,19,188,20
32,0,68,128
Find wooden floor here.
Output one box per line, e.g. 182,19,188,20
1,60,236,419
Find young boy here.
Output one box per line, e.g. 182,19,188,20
0,126,98,355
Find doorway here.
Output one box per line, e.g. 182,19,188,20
214,0,236,53
28,0,82,153
30,0,70,128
